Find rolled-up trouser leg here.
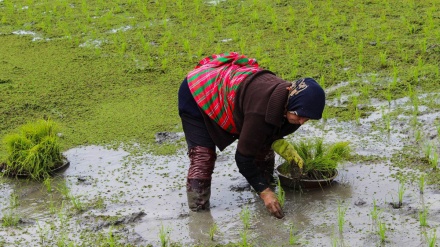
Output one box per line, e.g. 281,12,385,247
187,146,217,211
254,147,275,185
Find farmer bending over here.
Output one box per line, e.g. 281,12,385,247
178,52,325,218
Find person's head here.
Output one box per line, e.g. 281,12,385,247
286,78,325,125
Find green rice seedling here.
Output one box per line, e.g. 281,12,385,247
337,203,347,234
93,196,105,210
57,181,70,199
278,139,350,179
370,199,382,222
355,107,361,125
159,224,170,247
394,181,406,208
427,229,437,247
239,230,249,247
2,210,20,227
43,177,52,193
379,51,388,68
276,179,285,208
414,129,421,143
208,223,218,241
377,221,387,243
106,227,117,247
331,235,338,247
48,195,57,214
55,225,74,247
240,206,251,230
9,192,19,209
381,108,391,133
436,121,440,137
2,119,63,180
419,207,428,227
70,195,85,212
419,174,425,194
424,143,432,160
430,151,438,170
289,224,299,245
385,84,392,107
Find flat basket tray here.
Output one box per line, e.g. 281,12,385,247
276,167,338,190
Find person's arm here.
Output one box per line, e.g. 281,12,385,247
235,150,284,219
235,151,268,193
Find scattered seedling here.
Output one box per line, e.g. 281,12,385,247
397,181,405,207
208,223,218,241
337,202,347,234
424,142,432,160
419,207,428,227
1,210,20,227
427,229,437,247
391,181,406,209
43,177,52,193
239,230,249,247
419,174,425,194
57,181,71,199
289,224,299,245
106,227,117,247
70,195,85,212
159,224,170,247
370,199,380,221
377,221,387,243
430,151,438,170
9,192,19,209
2,192,20,227
240,206,251,230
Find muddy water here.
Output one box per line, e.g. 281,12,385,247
1,145,439,246
1,93,439,246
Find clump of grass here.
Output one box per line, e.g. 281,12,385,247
278,139,350,179
2,119,63,180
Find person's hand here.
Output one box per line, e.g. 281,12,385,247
259,188,284,219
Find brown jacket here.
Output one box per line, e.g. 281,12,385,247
202,70,300,157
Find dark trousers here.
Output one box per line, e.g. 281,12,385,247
178,78,216,151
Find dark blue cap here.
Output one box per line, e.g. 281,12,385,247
287,78,325,120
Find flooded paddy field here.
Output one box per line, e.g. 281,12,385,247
1,1,440,246
1,91,439,247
